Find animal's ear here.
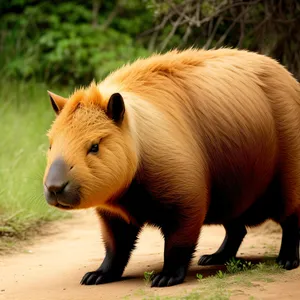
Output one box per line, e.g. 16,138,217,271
106,93,125,124
47,91,67,115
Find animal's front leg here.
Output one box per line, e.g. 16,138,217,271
151,216,203,287
81,211,141,285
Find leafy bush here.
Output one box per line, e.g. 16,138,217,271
0,1,150,85
1,1,299,84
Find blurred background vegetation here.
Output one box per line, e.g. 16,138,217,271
0,0,299,248
1,0,300,86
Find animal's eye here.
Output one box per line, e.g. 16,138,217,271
89,144,99,154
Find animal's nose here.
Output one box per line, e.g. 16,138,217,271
44,157,80,208
46,181,69,195
44,157,70,204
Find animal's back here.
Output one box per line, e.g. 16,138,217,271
101,48,300,223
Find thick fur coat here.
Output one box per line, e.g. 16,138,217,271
43,48,300,287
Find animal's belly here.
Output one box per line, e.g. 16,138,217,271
203,131,278,224
204,183,269,225
204,171,283,225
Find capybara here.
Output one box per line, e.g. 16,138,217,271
43,48,300,287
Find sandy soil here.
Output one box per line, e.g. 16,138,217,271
1,210,299,300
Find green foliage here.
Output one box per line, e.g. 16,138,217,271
0,1,150,85
144,270,155,283
217,258,283,279
1,0,300,83
196,273,203,280
225,258,254,274
215,270,226,279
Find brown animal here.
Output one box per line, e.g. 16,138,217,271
43,48,300,288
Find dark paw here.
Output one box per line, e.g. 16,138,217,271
151,269,185,287
276,256,299,270
80,270,119,285
198,254,232,266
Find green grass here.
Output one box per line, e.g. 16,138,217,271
144,271,156,284
125,259,284,300
0,80,71,251
225,258,254,274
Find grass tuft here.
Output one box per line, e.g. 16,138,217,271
225,258,254,274
144,270,155,284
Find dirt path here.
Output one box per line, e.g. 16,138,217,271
1,210,300,300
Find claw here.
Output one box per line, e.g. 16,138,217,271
151,271,185,288
198,254,231,266
276,257,299,270
80,270,119,285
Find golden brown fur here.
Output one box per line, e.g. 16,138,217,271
45,83,139,221
96,48,300,222
43,48,300,286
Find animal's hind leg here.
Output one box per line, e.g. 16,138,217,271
276,214,299,270
198,221,246,266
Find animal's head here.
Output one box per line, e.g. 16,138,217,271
43,82,138,210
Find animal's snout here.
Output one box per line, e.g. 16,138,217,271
44,158,80,208
46,181,69,195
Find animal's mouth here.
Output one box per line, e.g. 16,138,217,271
54,200,76,210
44,183,81,210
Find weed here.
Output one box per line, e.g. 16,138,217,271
225,258,254,274
215,270,226,279
144,270,155,283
